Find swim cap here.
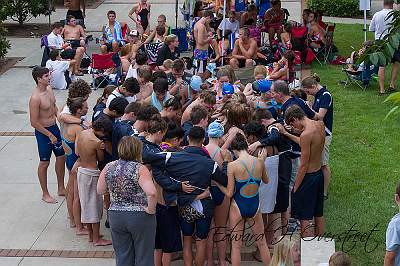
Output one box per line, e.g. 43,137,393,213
222,82,235,95
190,75,202,92
208,121,224,138
257,79,272,93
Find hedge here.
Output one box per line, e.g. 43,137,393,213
307,0,362,18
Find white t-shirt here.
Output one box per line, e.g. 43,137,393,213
47,32,64,49
218,19,240,35
61,105,88,121
369,8,393,40
106,88,137,108
46,60,70,90
386,213,400,266
126,65,138,79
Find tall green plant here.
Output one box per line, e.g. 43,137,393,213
358,9,400,118
0,24,10,60
1,0,52,25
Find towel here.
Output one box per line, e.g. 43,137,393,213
259,155,280,214
151,91,173,112
77,167,103,223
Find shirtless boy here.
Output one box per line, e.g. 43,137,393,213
144,14,170,43
282,105,325,237
29,67,66,204
64,0,85,26
47,22,85,76
63,15,86,49
230,27,258,69
193,10,214,74
75,117,113,246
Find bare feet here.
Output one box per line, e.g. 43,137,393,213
70,219,76,228
58,188,67,197
94,238,112,246
42,195,58,204
76,228,89,235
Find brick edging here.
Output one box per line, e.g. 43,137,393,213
0,249,264,261
0,249,114,259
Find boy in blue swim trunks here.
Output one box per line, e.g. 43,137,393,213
193,10,214,74
29,67,66,204
283,105,325,237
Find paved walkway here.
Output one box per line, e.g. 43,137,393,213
0,0,338,265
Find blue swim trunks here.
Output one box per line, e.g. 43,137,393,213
34,124,65,161
194,49,209,61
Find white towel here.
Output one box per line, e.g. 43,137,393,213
259,155,280,214
77,167,103,223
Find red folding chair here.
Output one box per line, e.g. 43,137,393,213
90,52,116,90
291,26,308,52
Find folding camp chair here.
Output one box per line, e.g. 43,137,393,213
40,35,51,67
315,23,336,65
342,64,377,91
90,52,121,90
291,26,308,52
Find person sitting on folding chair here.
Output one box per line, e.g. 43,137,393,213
47,22,85,76
345,40,374,72
100,10,125,54
263,0,285,46
307,11,326,52
63,15,86,49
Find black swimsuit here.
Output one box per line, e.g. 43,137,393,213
137,3,149,31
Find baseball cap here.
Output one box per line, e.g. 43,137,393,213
190,75,202,92
208,121,224,138
129,30,139,37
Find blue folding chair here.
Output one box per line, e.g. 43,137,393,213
342,63,378,90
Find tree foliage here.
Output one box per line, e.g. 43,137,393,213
358,9,400,118
0,0,52,25
0,24,10,59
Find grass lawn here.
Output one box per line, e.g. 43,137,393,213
312,24,400,265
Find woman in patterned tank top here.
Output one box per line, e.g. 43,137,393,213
98,136,157,266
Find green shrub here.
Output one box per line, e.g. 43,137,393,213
307,0,362,18
0,24,10,60
1,0,52,25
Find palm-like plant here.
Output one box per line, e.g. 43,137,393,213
358,7,400,118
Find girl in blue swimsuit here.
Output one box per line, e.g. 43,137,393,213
61,97,89,231
205,121,230,266
216,133,271,265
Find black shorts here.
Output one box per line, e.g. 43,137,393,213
60,48,76,60
272,182,289,214
291,169,324,220
155,204,183,253
238,58,246,68
392,50,400,63
105,42,123,52
67,9,84,20
67,40,81,49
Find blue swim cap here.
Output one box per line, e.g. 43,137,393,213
257,79,272,93
190,75,202,92
208,121,224,138
222,82,235,95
